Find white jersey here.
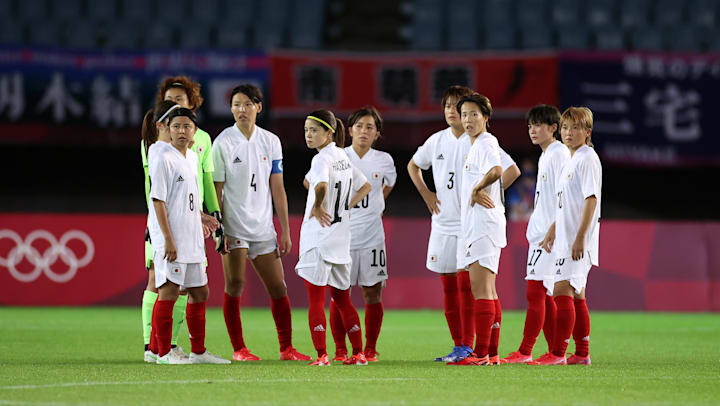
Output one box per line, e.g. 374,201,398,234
345,146,397,249
300,143,368,264
460,132,507,248
554,145,602,266
212,124,283,241
526,141,571,245
148,142,204,263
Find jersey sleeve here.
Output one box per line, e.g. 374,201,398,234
199,130,215,173
478,138,502,174
411,137,434,170
382,153,397,187
580,155,602,199
149,153,170,203
211,138,226,182
352,166,368,191
307,155,329,186
550,146,570,187
498,147,516,171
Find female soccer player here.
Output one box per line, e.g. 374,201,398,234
212,84,309,361
327,106,396,362
296,109,371,366
451,93,506,366
147,107,229,364
529,107,601,366
502,104,570,364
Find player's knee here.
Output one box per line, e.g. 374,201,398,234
362,284,383,304
224,277,245,296
267,283,287,299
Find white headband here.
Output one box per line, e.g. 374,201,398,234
157,104,181,124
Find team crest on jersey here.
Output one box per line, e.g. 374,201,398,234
464,163,470,171
198,146,203,154
430,255,437,262
372,172,381,179
541,173,547,181
261,155,268,162
173,268,179,273
567,172,573,180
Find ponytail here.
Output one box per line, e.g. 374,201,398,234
141,109,156,155
334,118,346,148
307,109,345,147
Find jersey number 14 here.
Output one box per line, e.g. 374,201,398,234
331,180,352,225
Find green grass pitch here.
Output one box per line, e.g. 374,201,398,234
1,307,718,405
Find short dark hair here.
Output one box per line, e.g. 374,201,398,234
167,107,198,127
441,85,473,108
456,93,492,117
526,104,561,138
230,84,263,105
348,105,383,132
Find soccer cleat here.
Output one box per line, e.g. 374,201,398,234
527,353,567,365
500,351,533,364
488,355,504,365
156,351,192,365
342,352,368,365
309,354,330,366
144,350,157,363
364,349,379,362
447,354,489,366
567,354,592,365
233,347,261,361
170,346,189,359
333,349,348,362
190,351,231,364
280,347,312,361
434,345,472,362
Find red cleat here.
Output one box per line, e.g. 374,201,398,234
447,355,489,366
233,347,261,361
333,349,348,362
501,351,533,364
488,355,505,365
343,353,368,365
567,354,591,365
309,354,330,366
280,347,311,361
364,349,380,362
527,353,566,365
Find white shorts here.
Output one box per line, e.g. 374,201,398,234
525,244,555,295
426,230,460,274
228,236,278,260
350,244,388,287
460,237,501,274
153,251,208,289
295,248,351,290
552,255,592,294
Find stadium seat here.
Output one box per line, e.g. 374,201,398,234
411,0,443,50
225,0,256,28
289,0,324,49
0,0,13,17
179,26,212,49
144,24,175,48
25,20,62,46
121,0,154,23
252,0,290,48
551,0,581,26
18,0,48,20
665,26,702,51
447,0,479,50
688,0,717,28
54,0,84,21
587,0,616,27
65,21,98,49
483,23,516,50
519,25,553,49
483,0,514,27
105,22,141,49
88,0,118,21
156,0,186,25
654,0,685,27
189,0,222,23
631,26,663,50
0,20,23,45
217,26,249,48
556,24,590,49
594,25,625,50
517,0,548,27
620,0,650,28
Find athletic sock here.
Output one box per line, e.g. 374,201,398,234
573,298,590,357
457,271,475,347
473,299,495,357
222,293,246,351
518,281,546,356
440,274,462,346
186,301,207,355
155,300,175,357
544,293,557,352
329,287,363,355
304,280,327,357
488,299,502,357
329,299,347,353
141,290,158,346
171,294,188,346
551,296,575,358
270,295,293,352
149,299,159,354
364,302,384,352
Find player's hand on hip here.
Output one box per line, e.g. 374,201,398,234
279,233,292,256
310,206,332,227
571,238,584,261
471,189,494,208
164,238,178,262
422,191,441,215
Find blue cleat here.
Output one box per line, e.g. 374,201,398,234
434,345,473,362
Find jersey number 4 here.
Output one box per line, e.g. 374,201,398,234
331,180,352,225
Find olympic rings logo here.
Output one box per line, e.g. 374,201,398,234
0,229,95,283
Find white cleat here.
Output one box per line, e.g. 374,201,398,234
144,350,157,363
156,351,192,365
170,346,189,359
190,351,231,364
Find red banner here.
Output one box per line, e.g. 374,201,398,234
270,51,558,119
1,213,718,311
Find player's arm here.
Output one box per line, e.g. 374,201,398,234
501,164,521,190
471,166,502,208
541,222,556,253
303,178,309,190
382,184,394,199
350,181,371,208
407,159,440,215
270,172,292,256
572,196,597,261
310,182,332,227
152,198,177,262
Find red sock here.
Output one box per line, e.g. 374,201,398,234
270,295,293,352
364,302,384,352
543,293,557,352
573,298,590,357
156,300,175,357
304,280,327,357
488,299,502,357
222,293,246,351
149,299,159,354
457,271,475,347
186,301,206,355
329,287,363,355
473,299,495,357
440,274,462,346
518,281,546,356
551,296,575,357
329,299,347,353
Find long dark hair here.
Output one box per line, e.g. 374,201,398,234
141,100,178,155
308,109,346,147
